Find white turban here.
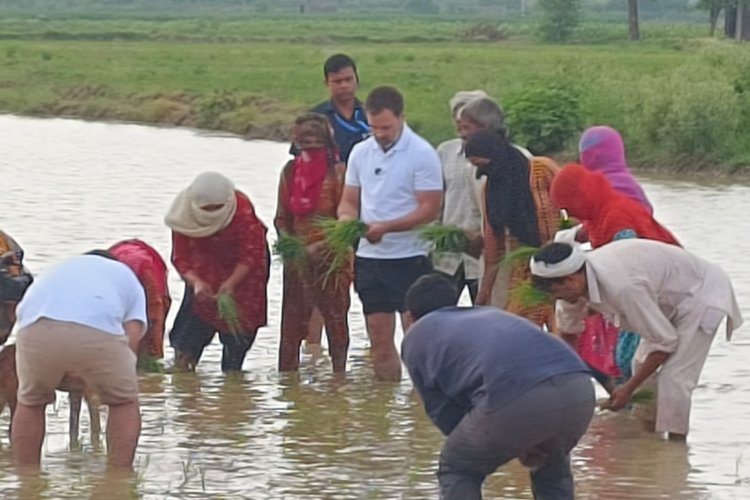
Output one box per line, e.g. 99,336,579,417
165,171,237,238
449,90,489,119
529,243,586,278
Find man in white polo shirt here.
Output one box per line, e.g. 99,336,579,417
338,85,443,381
12,250,147,469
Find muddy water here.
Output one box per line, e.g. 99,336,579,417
0,115,748,499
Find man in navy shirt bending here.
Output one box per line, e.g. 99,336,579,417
402,274,595,500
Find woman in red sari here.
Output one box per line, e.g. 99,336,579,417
551,164,678,249
275,113,351,373
109,239,171,364
166,172,269,373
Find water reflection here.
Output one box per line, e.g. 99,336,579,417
0,116,748,498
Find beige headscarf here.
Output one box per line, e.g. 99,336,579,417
165,171,238,238
449,90,489,119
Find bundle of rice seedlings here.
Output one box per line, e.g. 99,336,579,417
502,246,548,309
419,224,468,256
137,355,165,374
631,388,656,404
500,245,539,269
273,233,306,265
217,293,241,335
509,280,550,310
316,217,368,287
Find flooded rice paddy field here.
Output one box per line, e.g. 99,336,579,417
0,116,748,499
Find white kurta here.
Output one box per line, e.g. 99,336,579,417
434,138,483,280
556,239,743,435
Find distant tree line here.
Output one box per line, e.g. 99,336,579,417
0,0,748,41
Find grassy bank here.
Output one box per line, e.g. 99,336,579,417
1,16,749,172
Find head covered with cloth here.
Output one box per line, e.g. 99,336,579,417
529,242,588,304
464,129,540,247
165,171,237,238
578,126,652,213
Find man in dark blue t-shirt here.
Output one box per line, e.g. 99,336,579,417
310,53,370,163
402,274,594,500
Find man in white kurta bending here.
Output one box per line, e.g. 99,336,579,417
529,239,743,441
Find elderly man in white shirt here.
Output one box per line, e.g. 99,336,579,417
529,239,743,441
433,90,487,302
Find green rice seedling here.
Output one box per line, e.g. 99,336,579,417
631,388,656,404
273,233,306,265
316,217,367,288
419,224,468,256
509,280,550,309
137,355,165,373
500,245,539,269
217,293,241,335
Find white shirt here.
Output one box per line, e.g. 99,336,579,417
556,239,743,353
17,254,148,336
346,124,443,259
433,138,483,278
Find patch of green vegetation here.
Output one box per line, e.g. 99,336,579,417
0,16,746,171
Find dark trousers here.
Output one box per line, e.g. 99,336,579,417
438,262,478,305
438,372,595,500
169,285,258,372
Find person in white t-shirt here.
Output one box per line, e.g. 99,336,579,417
338,86,443,381
12,251,147,469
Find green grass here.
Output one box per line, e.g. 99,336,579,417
0,16,747,171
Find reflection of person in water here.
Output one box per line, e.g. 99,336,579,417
278,380,423,497
171,374,258,446
573,415,704,499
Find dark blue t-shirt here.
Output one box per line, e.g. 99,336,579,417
311,99,370,163
402,306,589,435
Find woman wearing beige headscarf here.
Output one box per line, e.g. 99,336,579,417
166,172,269,373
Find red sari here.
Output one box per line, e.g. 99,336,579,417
274,158,351,373
171,192,269,333
551,164,679,247
110,239,171,358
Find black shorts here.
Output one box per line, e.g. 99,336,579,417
354,255,432,314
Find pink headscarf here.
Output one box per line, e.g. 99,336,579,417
579,126,653,214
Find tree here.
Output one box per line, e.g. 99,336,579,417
698,0,732,37
538,0,581,42
627,0,640,41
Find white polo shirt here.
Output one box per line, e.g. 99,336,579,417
345,124,443,259
17,254,147,336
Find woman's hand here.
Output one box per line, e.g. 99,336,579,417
305,241,327,260
193,278,215,302
216,279,236,297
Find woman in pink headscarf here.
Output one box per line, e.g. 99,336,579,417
576,126,661,388
579,126,653,214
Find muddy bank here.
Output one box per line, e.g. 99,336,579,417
8,84,750,178
20,84,298,142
